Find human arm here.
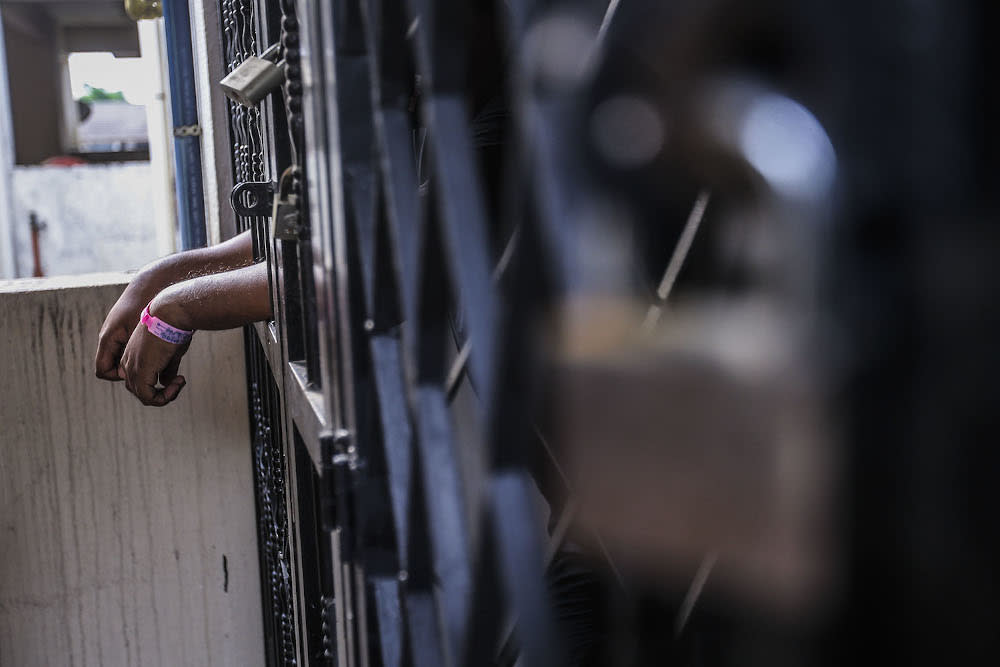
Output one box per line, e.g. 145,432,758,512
95,230,254,380
117,261,272,406
147,259,272,331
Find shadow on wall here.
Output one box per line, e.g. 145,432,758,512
11,162,167,277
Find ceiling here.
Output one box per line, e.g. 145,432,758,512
0,0,132,29
1,0,138,56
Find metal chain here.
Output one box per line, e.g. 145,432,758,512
278,0,304,199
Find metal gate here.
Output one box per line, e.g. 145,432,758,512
221,0,594,664
212,0,1000,665
217,0,837,663
219,0,825,664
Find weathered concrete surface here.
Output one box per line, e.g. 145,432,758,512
11,164,170,278
0,274,264,667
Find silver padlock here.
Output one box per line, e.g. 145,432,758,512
220,43,285,107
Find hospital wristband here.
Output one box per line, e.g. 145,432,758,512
140,303,194,345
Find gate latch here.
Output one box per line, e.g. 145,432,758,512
230,180,275,217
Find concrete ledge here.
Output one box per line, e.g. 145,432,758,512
0,271,132,294
0,279,263,666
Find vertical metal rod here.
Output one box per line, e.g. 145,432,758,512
28,212,44,277
598,0,624,42
674,552,717,637
162,0,207,249
640,189,711,334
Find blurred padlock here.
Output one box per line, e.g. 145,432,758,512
220,43,285,107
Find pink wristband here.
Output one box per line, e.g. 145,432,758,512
140,304,194,345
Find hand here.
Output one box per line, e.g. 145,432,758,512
95,230,255,381
117,322,189,407
95,275,159,381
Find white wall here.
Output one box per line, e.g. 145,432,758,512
0,273,264,667
11,163,172,278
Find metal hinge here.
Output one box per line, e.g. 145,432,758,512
173,124,202,137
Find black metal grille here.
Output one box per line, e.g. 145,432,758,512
200,0,1000,663
223,0,712,664
294,1,593,665
246,332,298,665
221,0,300,664
221,0,267,212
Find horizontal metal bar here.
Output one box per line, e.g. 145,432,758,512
252,319,286,397
284,360,328,467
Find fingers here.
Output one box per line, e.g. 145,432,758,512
131,372,186,407
158,342,190,385
117,326,188,407
159,353,181,385
95,328,129,381
158,376,187,405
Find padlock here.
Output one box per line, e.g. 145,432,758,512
272,195,302,241
272,167,302,241
219,43,285,108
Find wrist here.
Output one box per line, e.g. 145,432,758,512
149,287,195,331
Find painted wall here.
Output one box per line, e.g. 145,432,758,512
0,273,264,666
11,163,171,278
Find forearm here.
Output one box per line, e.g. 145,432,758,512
132,229,255,292
97,231,258,381
149,261,272,331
